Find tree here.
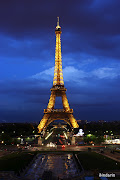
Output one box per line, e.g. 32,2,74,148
95,136,105,145
83,134,96,144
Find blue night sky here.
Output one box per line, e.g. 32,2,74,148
0,0,120,123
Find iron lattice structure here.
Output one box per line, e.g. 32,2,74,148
38,17,79,133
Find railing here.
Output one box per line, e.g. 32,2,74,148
44,109,73,113
50,86,66,91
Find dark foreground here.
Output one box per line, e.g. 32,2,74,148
0,149,120,179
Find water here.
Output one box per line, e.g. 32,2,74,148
24,153,80,179
85,177,108,180
85,177,94,180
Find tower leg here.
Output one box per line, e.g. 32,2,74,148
68,114,79,128
38,114,50,133
47,91,56,109
62,92,70,111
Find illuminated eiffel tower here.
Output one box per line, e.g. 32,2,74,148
38,17,79,133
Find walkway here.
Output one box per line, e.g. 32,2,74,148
23,153,80,179
96,150,120,162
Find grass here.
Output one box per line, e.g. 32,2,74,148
0,151,38,173
77,151,120,171
114,150,120,153
0,151,73,172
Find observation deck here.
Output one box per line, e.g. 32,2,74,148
44,109,73,114
51,85,66,91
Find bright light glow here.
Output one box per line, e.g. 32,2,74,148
105,139,120,144
46,142,57,147
68,154,71,159
45,131,53,140
64,132,68,139
87,134,92,137
20,138,24,144
35,134,39,138
2,141,4,144
74,129,84,136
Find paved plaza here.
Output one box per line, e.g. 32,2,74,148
24,153,80,179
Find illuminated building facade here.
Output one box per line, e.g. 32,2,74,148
38,17,79,133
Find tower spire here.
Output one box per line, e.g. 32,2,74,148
56,17,61,29
57,17,59,26
53,17,64,86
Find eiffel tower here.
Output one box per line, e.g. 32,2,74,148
38,17,79,133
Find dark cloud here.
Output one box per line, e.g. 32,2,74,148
0,109,42,123
0,0,120,60
0,75,120,122
73,104,120,121
0,0,120,122
0,0,94,34
0,34,54,61
0,79,51,96
0,0,119,37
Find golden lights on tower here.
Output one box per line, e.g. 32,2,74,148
53,17,64,86
38,17,79,133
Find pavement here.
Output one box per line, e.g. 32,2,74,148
22,153,80,179
29,145,106,152
96,150,120,162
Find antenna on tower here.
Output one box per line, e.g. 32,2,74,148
57,17,59,26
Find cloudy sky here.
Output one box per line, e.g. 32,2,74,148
0,0,120,123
